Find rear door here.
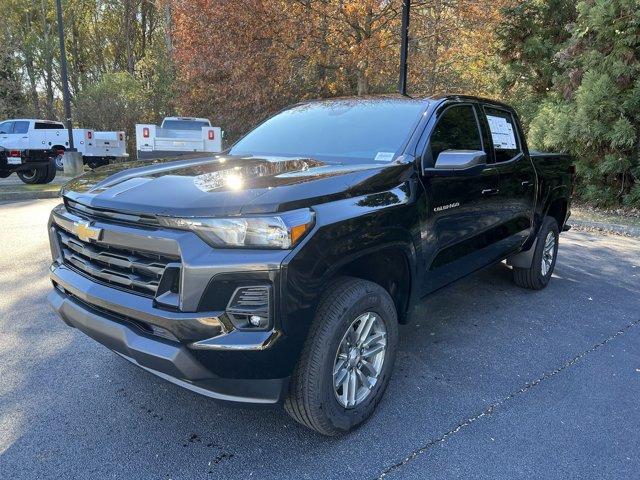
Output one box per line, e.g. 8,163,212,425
480,105,536,253
12,120,30,151
420,102,502,292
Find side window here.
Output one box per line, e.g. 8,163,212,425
484,106,522,163
13,121,29,134
0,121,14,134
429,105,482,164
35,122,64,129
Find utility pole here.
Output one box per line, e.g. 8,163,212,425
55,0,83,176
398,0,410,96
55,0,75,151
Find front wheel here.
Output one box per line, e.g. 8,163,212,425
513,216,559,290
285,277,398,436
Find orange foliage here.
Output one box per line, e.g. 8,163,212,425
172,0,512,139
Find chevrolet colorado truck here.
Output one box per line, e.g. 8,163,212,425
47,95,574,435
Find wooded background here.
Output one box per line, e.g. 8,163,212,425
1,0,638,206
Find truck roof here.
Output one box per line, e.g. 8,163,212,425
162,116,210,122
1,118,65,124
293,93,515,113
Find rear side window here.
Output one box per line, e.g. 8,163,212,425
35,122,64,129
13,121,29,134
484,106,521,163
429,105,482,163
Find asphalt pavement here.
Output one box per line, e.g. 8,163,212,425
0,199,638,480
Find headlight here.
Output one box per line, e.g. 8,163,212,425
159,208,314,249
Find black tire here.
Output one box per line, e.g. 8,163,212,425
17,161,57,184
284,276,398,436
40,161,57,184
17,168,42,184
513,216,559,290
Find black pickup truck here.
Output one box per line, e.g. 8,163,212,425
47,95,573,435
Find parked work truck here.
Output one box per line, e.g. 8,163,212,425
47,95,574,435
0,119,127,182
135,117,222,160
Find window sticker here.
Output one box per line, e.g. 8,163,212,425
486,115,517,149
374,151,395,162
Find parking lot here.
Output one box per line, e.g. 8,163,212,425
0,198,638,479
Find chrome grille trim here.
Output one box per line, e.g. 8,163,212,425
59,230,166,277
55,227,178,297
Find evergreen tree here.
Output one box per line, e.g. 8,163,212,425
529,0,640,206
496,0,577,128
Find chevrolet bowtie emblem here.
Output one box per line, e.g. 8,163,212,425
73,221,102,242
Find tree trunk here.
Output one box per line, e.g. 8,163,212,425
356,68,369,95
40,0,55,118
124,0,135,73
23,55,40,117
162,0,174,63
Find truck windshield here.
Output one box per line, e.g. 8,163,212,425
230,99,426,163
162,119,210,130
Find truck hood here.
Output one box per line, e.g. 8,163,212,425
61,154,414,217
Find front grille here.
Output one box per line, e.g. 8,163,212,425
56,227,178,297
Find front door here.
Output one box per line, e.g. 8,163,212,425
419,102,502,293
0,121,15,148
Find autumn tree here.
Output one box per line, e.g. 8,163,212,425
172,0,512,140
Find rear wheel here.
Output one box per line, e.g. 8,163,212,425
17,168,40,184
513,216,559,290
17,160,57,184
41,160,57,183
285,277,398,436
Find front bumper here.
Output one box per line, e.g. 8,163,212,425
47,203,299,405
49,284,288,405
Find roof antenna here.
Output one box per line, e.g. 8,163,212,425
398,0,410,96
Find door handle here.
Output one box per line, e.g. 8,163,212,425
482,188,500,195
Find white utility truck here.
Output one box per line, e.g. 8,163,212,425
0,119,128,172
135,117,222,160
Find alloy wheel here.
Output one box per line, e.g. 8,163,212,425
333,312,387,408
541,231,556,276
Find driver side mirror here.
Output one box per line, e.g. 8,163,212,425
424,150,487,176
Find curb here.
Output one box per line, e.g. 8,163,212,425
0,189,61,201
570,219,640,238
